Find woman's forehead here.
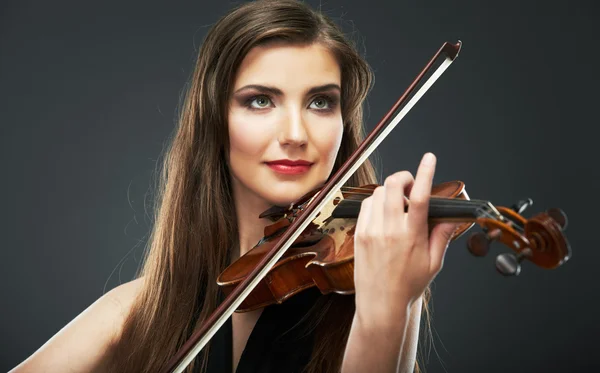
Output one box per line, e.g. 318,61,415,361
233,43,341,92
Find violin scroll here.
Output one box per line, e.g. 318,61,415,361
467,198,571,276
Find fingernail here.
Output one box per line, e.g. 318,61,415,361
422,152,436,165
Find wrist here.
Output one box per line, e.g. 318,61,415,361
353,297,412,336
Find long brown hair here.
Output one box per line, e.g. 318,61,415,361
106,1,432,372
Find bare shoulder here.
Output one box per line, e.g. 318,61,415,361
103,276,147,328
10,277,146,373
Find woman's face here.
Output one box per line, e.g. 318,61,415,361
228,42,343,208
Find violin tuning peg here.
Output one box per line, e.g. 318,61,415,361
495,253,521,276
467,228,502,257
511,198,533,214
467,232,491,257
495,249,531,277
546,207,568,230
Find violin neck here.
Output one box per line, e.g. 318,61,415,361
332,196,492,223
427,197,487,223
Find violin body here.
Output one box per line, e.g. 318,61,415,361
217,181,473,312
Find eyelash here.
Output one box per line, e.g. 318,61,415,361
243,94,338,112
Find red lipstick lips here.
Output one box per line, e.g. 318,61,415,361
265,159,313,175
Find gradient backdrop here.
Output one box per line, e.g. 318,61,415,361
1,1,598,372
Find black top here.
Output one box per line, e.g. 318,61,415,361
194,287,321,373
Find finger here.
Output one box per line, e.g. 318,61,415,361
368,186,386,238
383,172,414,235
407,153,437,234
428,222,459,273
356,195,373,240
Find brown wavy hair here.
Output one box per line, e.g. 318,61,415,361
106,1,432,372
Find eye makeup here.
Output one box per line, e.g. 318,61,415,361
233,90,340,114
242,93,339,113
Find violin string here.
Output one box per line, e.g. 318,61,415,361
333,199,493,219
337,187,489,205
339,185,469,194
336,192,476,205
317,187,526,233
339,186,376,191
335,193,489,208
333,198,522,227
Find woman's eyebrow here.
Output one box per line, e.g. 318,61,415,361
233,83,341,96
306,84,341,95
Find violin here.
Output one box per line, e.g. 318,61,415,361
217,181,570,312
160,41,571,373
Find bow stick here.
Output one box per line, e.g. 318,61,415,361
161,40,462,373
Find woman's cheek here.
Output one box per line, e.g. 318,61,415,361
317,119,343,165
229,113,270,157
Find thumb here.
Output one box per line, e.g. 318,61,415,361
429,222,460,272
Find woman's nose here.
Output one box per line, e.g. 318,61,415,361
278,107,308,147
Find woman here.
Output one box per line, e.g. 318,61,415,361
11,1,458,372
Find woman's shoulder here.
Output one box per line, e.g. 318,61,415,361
9,277,146,373
104,276,147,328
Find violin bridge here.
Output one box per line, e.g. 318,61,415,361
310,189,345,229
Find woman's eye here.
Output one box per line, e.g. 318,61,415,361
244,94,335,111
249,95,272,109
309,96,335,110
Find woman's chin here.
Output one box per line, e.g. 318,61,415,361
257,175,327,208
263,188,313,208
265,195,302,208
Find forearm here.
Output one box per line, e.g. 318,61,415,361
341,300,413,373
344,154,452,373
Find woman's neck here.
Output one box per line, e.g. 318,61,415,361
232,184,275,260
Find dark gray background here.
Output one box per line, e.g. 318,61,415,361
1,1,598,372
